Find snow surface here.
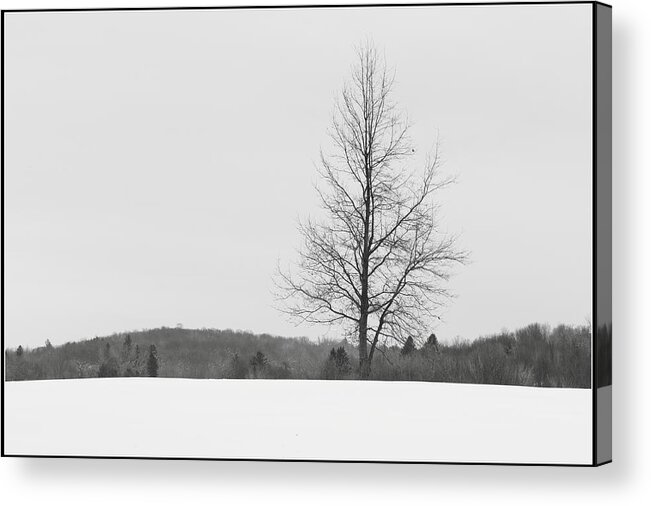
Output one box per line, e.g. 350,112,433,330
3,379,592,464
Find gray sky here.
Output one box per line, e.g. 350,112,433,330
4,4,593,348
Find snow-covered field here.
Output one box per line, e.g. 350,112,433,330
3,379,592,464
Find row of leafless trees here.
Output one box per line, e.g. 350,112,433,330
5,323,590,387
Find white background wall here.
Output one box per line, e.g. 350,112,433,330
1,0,649,504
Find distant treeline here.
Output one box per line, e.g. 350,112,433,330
5,323,594,387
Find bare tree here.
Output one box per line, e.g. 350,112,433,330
276,42,466,378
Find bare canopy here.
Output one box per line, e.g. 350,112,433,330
276,42,466,378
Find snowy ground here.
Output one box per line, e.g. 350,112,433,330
3,379,592,464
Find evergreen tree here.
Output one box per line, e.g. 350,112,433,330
123,334,132,355
423,333,440,354
98,341,119,377
425,333,438,348
401,336,416,356
16,345,23,357
132,344,142,376
323,346,352,379
249,351,268,378
147,344,159,377
98,359,119,377
121,334,134,375
227,353,248,379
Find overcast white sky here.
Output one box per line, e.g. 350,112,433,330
3,4,593,348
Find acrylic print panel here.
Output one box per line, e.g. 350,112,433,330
2,3,609,464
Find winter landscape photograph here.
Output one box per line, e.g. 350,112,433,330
2,4,605,463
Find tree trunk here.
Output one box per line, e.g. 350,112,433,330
358,258,370,378
359,149,372,379
358,308,370,379
358,221,371,378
